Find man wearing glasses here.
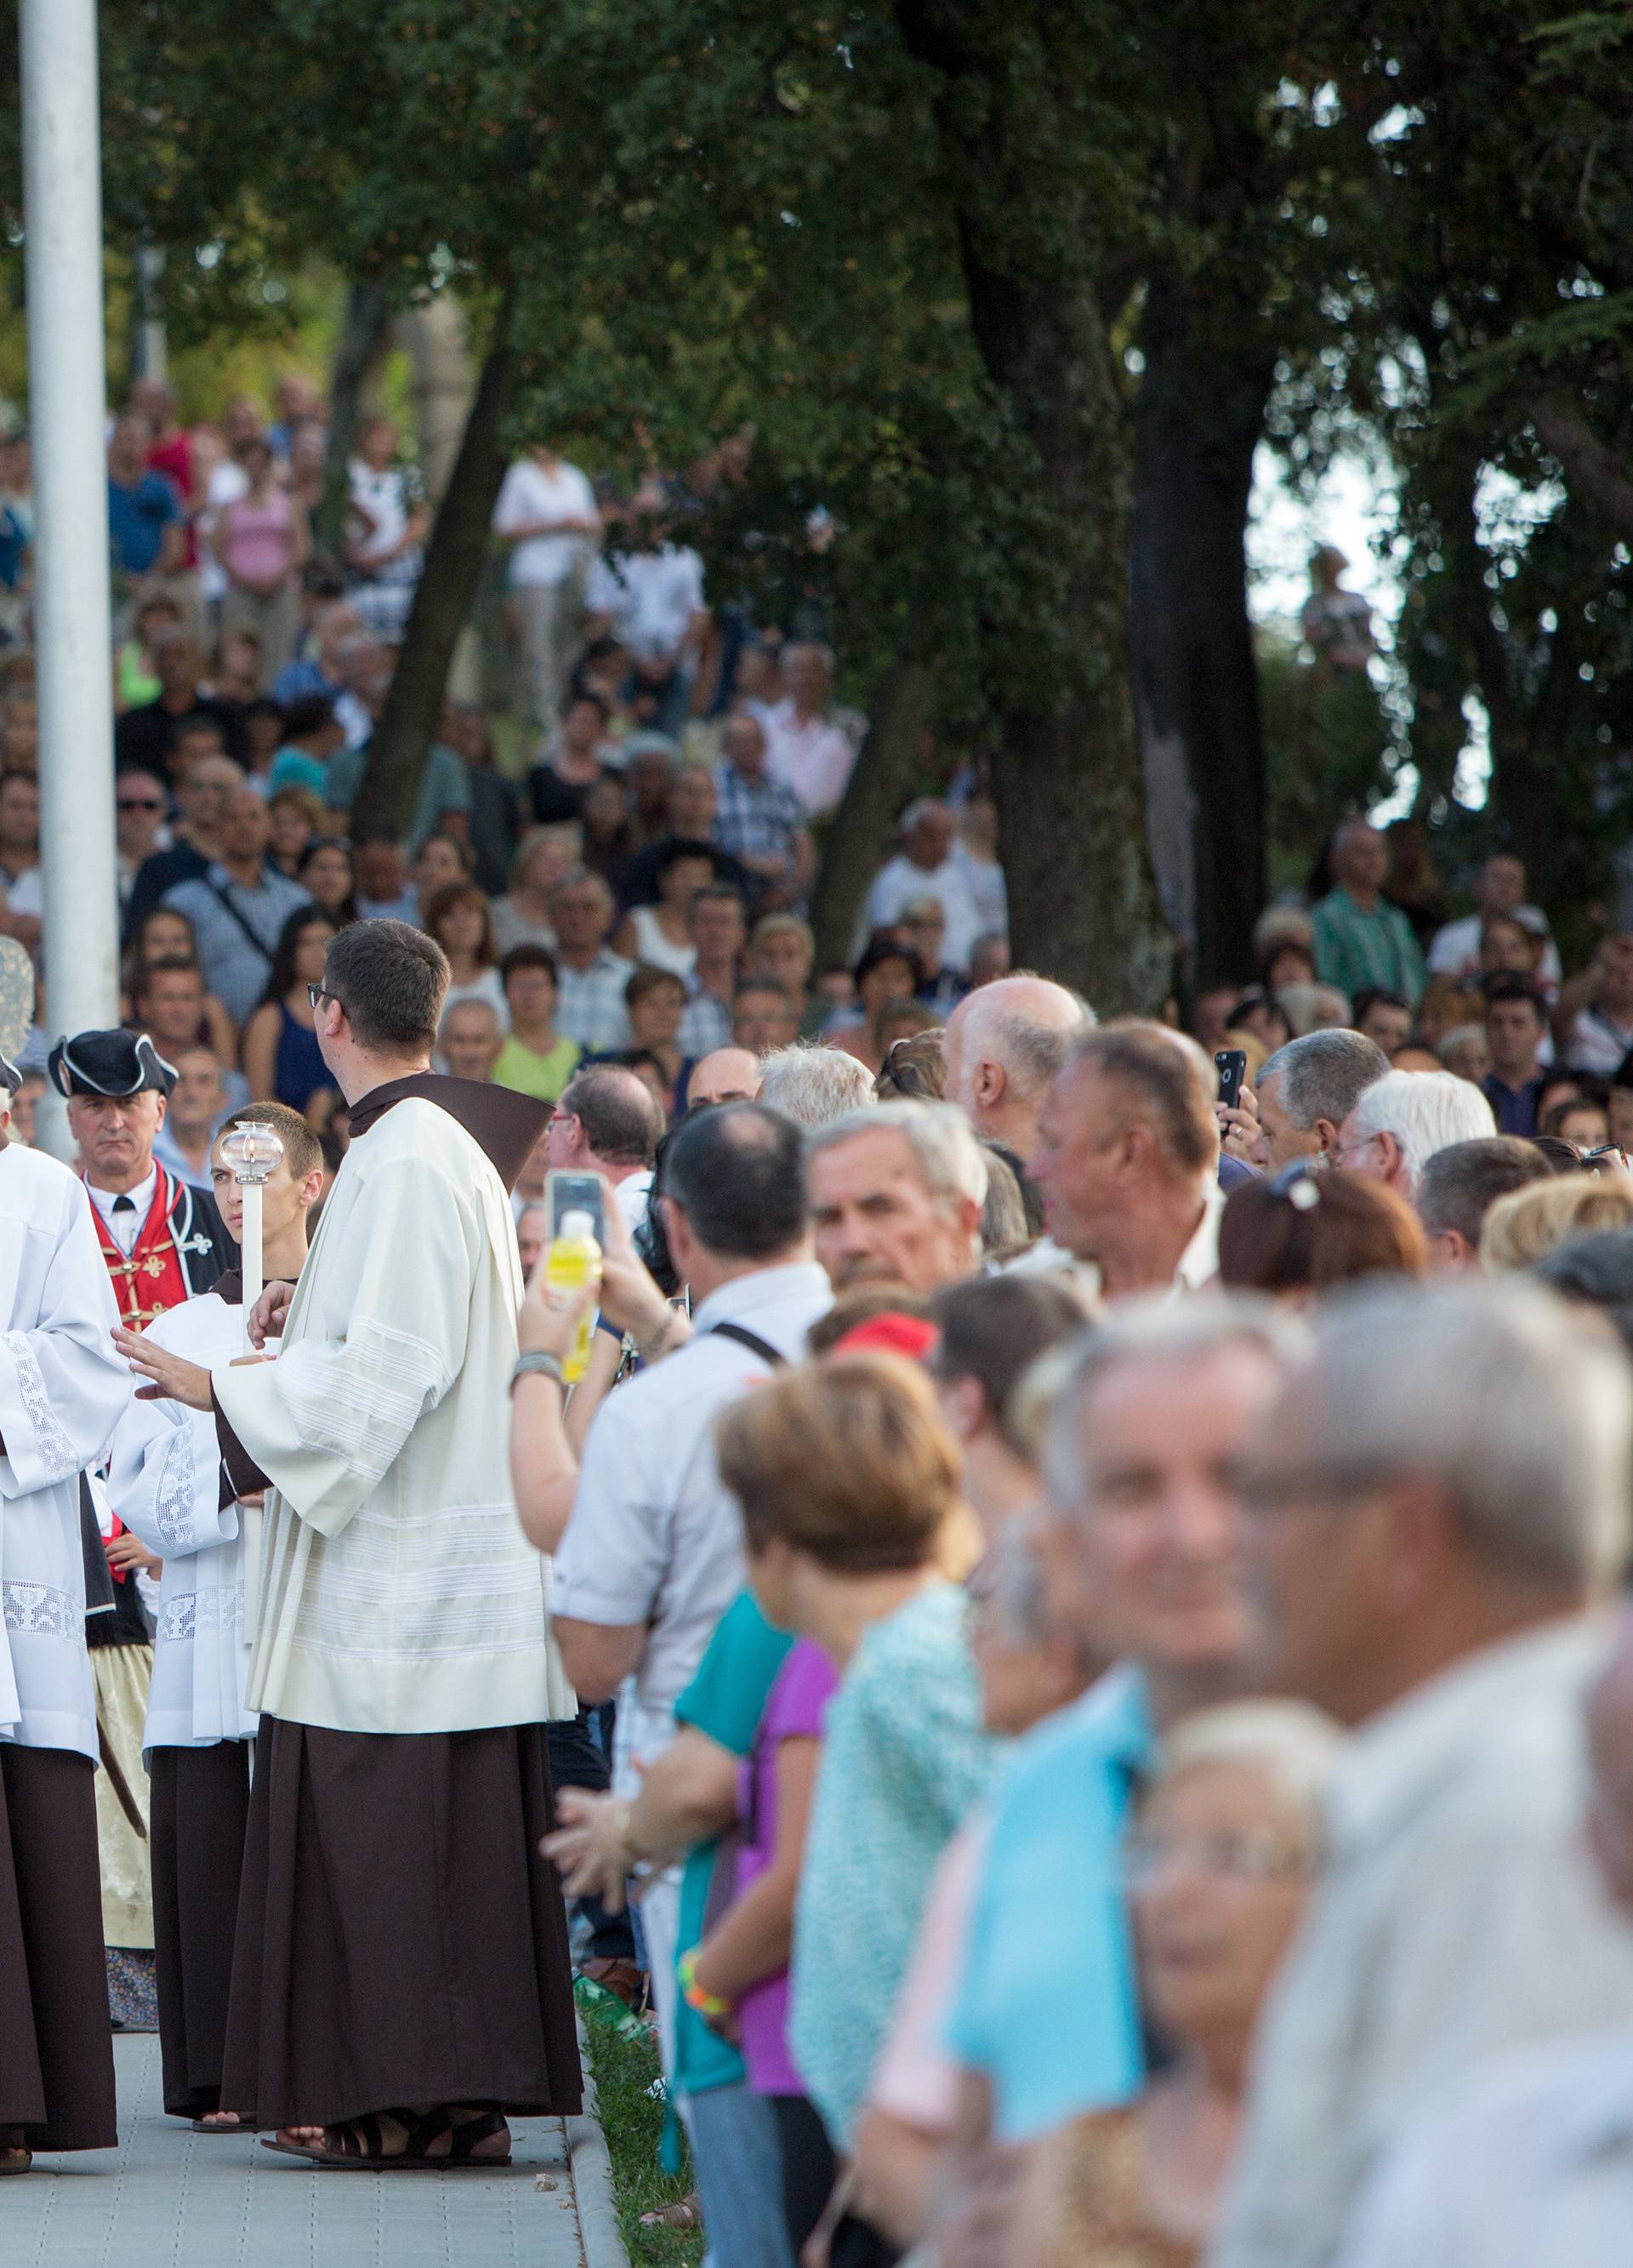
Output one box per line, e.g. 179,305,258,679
118,919,580,2173
115,770,169,909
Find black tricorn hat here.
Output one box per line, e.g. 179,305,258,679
48,1029,177,1101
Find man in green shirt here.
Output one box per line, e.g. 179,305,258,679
1312,820,1425,1007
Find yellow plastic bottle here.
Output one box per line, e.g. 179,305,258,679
544,1210,602,1384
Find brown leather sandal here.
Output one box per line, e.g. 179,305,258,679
262,2107,511,2171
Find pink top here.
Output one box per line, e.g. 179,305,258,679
865,1811,989,2132
219,488,296,585
735,1638,839,2096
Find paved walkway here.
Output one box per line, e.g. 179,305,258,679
3,2036,605,2267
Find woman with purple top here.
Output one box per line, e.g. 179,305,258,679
683,1638,839,2243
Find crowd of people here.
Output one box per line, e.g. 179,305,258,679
2,368,1633,2268
0,376,1008,1159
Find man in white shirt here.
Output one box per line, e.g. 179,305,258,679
551,1104,831,2067
761,641,860,817
0,1051,131,2176
1428,852,1562,986
1335,1610,1633,2268
1031,1023,1224,1298
492,443,599,735
584,528,708,737
864,800,982,973
1209,1281,1633,2268
544,1064,663,1236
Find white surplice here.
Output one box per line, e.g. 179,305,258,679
213,1095,573,1735
106,1290,257,1751
0,1143,130,1758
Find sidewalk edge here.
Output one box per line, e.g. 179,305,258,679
566,2015,632,2268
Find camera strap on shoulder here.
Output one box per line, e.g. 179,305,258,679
705,1320,788,1370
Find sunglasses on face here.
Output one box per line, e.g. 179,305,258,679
118,795,163,812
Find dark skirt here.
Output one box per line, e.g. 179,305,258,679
220,1715,583,2131
150,1741,252,2118
0,1744,118,2151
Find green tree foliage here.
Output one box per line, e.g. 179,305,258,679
3,1,1631,982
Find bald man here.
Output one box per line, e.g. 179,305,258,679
942,973,1091,1161
685,1047,762,1110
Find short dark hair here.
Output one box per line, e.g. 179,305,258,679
219,1100,323,1183
691,882,748,922
1416,1136,1553,1246
929,1274,1092,1451
501,942,560,989
653,837,721,885
663,1100,808,1259
625,963,688,1010
134,954,201,998
174,710,225,744
282,693,338,740
1483,975,1548,1021
322,919,448,1054
558,1065,664,1170
1353,987,1409,1024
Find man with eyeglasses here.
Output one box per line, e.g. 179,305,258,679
124,751,247,932
1210,1282,1633,2268
116,769,169,906
116,918,580,2170
939,1302,1299,2208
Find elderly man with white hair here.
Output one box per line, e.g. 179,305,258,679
1333,1066,1496,1204
863,799,982,972
805,1099,987,1293
942,972,1091,1163
756,1041,877,1128
1210,1281,1633,2268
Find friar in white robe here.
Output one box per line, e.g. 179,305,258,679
117,920,581,2172
107,1101,322,2126
0,1083,133,2174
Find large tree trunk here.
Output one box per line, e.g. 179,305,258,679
316,281,390,560
895,4,1171,1013
1129,263,1272,985
395,293,475,503
976,280,1170,1012
352,298,514,839
810,638,938,966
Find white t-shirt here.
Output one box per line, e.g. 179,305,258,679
864,853,982,973
762,698,859,817
198,458,249,603
584,544,706,663
492,457,597,589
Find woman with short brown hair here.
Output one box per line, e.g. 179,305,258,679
718,1355,997,2263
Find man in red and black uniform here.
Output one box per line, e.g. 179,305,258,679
46,1029,234,2028
48,1030,235,1325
